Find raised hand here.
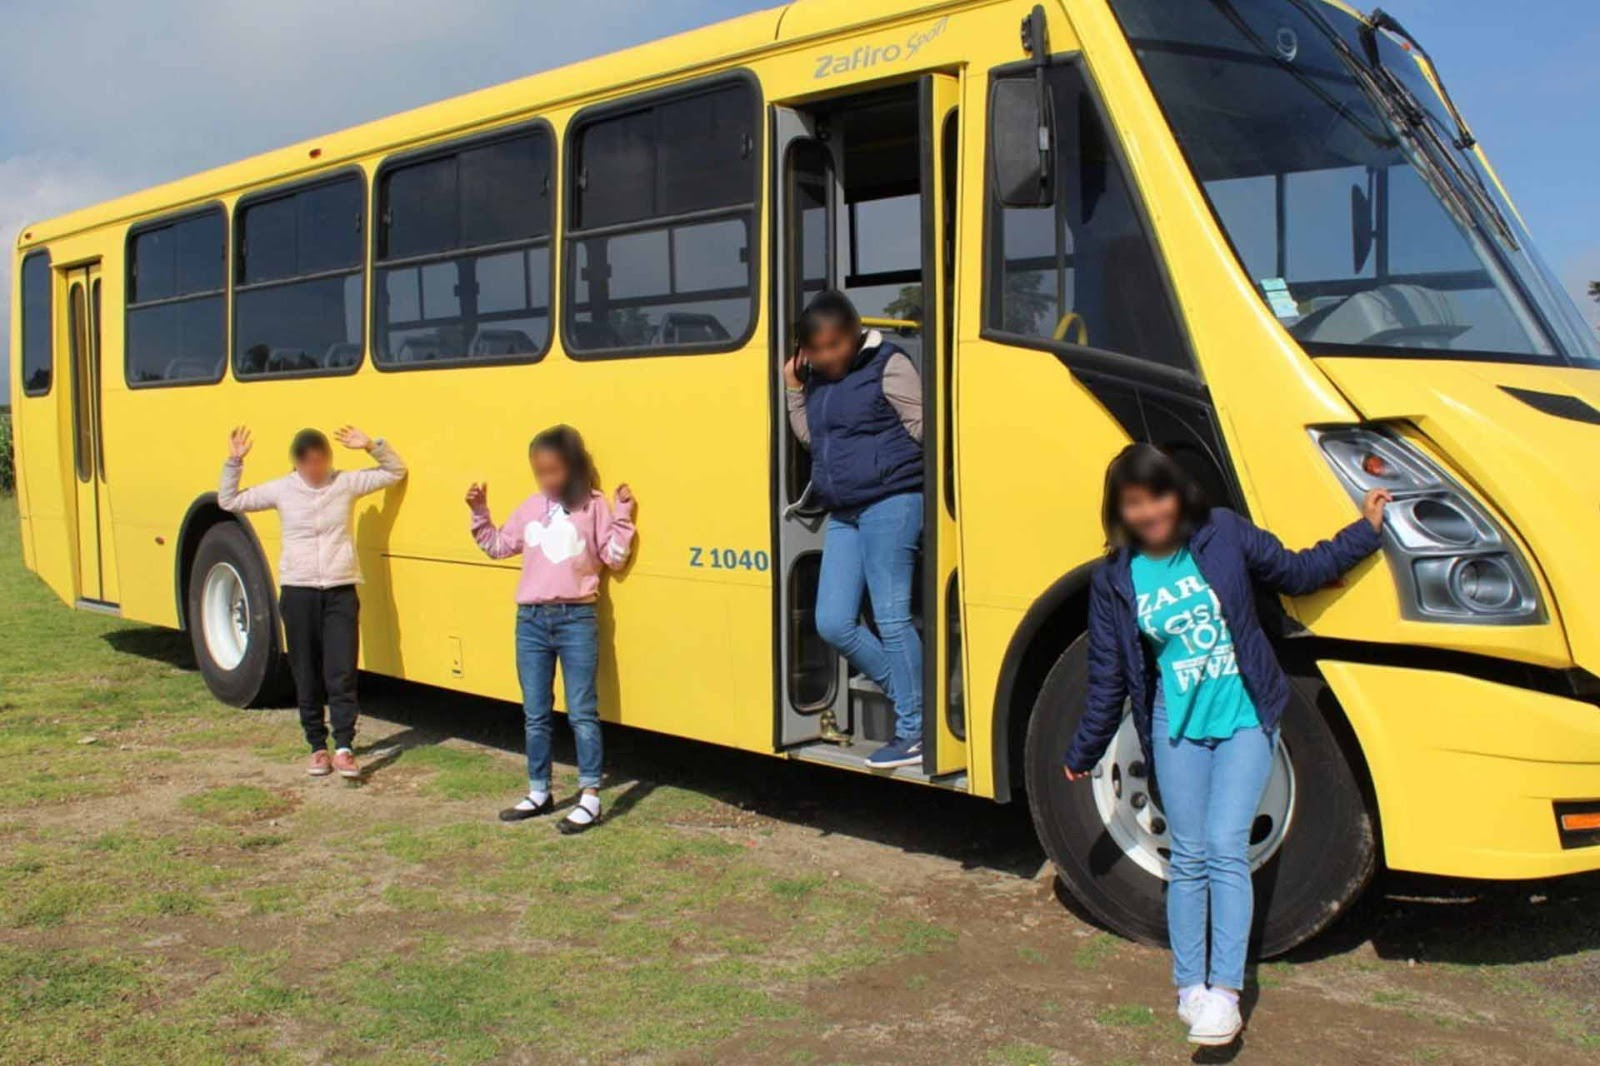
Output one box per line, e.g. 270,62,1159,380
228,426,253,461
334,425,373,452
465,482,489,512
782,352,807,390
1362,488,1393,533
614,483,634,508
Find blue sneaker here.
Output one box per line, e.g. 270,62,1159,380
865,735,923,769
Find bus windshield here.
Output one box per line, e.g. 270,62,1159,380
1108,0,1600,366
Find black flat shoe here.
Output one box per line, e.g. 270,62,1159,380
498,795,554,822
557,807,601,834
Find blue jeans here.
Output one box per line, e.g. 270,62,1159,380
515,603,602,792
815,492,923,740
1152,699,1275,991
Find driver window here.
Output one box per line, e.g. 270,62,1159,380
985,64,1191,372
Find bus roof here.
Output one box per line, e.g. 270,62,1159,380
16,0,954,248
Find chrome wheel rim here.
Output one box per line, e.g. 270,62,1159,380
201,562,250,671
1089,712,1296,879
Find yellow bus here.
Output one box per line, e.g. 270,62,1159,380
12,0,1600,952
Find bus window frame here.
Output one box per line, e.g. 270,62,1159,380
124,201,230,390
370,117,558,373
232,166,368,383
19,248,53,398
978,54,1205,399
560,70,764,362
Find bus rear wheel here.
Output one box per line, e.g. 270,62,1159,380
1024,634,1377,956
186,523,286,708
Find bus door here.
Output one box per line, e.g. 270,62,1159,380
772,106,850,747
770,74,967,780
64,263,118,607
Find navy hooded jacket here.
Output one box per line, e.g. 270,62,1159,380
1063,507,1382,774
803,335,923,511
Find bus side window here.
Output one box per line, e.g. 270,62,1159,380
373,125,555,369
564,77,759,357
984,64,1190,373
20,250,53,396
126,207,227,387
234,174,365,379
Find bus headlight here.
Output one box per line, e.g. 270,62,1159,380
1313,427,1544,624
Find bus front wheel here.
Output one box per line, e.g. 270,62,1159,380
186,523,286,708
1023,634,1377,956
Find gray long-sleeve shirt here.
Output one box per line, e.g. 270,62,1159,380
786,346,923,447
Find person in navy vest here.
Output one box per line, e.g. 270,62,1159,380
784,291,926,768
1064,444,1389,1046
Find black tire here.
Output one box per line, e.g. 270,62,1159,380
1024,634,1377,956
186,522,287,708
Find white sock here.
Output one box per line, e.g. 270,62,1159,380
1212,988,1240,1004
513,789,549,812
565,792,602,825
1179,984,1206,1005
336,747,353,756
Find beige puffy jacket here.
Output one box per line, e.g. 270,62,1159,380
218,441,406,588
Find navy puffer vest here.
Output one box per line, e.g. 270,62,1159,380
804,337,923,511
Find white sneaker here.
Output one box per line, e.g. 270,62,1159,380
1186,989,1242,1046
1176,986,1208,1028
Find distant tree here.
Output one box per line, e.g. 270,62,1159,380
882,285,924,324
1589,281,1599,304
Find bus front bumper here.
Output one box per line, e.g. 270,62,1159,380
1319,660,1600,880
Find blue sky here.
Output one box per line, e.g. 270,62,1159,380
1,0,1595,400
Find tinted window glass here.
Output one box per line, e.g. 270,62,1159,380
236,275,362,376
987,66,1190,371
297,179,363,276
383,155,456,259
241,195,297,284
574,82,755,230
127,207,228,386
461,134,549,246
236,175,365,377
375,128,553,367
20,252,52,396
566,80,757,355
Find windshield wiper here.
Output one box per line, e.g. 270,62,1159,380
1355,10,1519,249
1364,9,1474,149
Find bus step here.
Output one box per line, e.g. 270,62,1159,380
787,738,968,793
847,675,895,742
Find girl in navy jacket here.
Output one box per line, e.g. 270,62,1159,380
1064,443,1388,1046
785,291,925,769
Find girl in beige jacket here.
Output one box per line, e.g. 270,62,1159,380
219,425,406,778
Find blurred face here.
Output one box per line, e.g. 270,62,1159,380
531,447,570,502
295,447,332,488
800,321,858,380
1118,483,1183,552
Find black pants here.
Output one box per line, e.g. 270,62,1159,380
279,585,360,751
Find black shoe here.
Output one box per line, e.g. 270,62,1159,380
557,805,602,834
498,794,554,822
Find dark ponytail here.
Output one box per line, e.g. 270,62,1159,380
529,424,597,511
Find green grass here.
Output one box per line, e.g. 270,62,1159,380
179,784,292,824
988,1043,1058,1065
1093,1004,1156,1028
0,494,961,1062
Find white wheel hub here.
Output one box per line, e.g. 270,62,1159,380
200,562,251,671
1089,711,1296,879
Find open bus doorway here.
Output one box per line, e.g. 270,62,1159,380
770,76,965,783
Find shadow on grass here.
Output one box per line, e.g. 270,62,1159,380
102,627,195,670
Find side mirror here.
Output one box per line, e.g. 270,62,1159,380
992,79,1054,207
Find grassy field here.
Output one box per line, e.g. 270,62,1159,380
1,492,1597,1065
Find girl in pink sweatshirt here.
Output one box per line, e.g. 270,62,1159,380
466,424,635,833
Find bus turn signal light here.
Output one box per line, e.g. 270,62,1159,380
1560,812,1600,833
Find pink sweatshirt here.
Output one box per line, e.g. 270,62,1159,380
470,489,636,604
